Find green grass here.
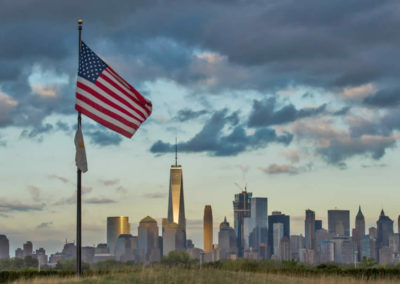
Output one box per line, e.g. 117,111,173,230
10,267,400,284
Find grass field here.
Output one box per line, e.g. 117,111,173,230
10,268,400,284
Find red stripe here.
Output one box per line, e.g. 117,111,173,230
77,82,144,123
100,72,149,115
75,105,134,138
76,93,139,130
95,80,147,120
106,67,150,109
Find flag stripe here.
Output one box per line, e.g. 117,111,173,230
76,105,134,138
76,99,136,134
96,76,147,120
77,78,144,123
101,70,150,117
103,69,144,107
76,93,140,130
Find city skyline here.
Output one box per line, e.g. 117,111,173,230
1,0,400,257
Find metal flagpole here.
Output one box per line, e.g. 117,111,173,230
76,19,83,278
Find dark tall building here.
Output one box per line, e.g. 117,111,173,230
305,209,316,250
398,215,400,234
315,220,323,231
167,145,186,248
376,210,394,261
354,206,365,261
0,235,9,259
218,217,237,259
328,210,350,237
268,211,290,258
233,188,252,257
23,241,33,258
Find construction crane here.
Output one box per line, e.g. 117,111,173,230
234,182,247,192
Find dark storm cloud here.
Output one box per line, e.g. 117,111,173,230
248,97,326,127
1,0,400,165
151,109,292,156
363,89,400,107
85,129,123,146
175,109,209,122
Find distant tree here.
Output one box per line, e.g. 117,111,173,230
361,256,377,268
23,256,38,268
161,251,194,266
55,259,89,271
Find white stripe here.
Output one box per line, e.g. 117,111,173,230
106,68,131,90
103,69,139,101
76,99,136,134
76,87,141,127
97,75,149,118
77,77,144,122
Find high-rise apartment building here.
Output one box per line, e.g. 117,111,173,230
305,209,316,250
107,216,130,255
328,210,350,237
203,205,213,253
233,188,252,257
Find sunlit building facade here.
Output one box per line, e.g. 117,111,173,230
203,205,213,253
107,216,130,255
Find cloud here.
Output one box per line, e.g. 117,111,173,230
280,149,303,163
84,197,117,204
49,175,69,184
248,97,327,127
27,185,41,202
142,192,166,199
363,88,400,107
175,108,208,122
292,118,399,164
99,179,120,186
0,92,18,126
85,129,123,146
258,163,310,175
0,199,44,212
340,83,376,100
151,109,292,156
31,84,59,98
36,222,53,229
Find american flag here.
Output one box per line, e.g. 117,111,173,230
75,42,152,138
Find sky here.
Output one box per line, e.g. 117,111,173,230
0,0,400,255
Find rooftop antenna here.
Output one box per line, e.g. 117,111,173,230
175,137,178,166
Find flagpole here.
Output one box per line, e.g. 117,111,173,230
76,18,83,278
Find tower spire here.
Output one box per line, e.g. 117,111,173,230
175,137,178,166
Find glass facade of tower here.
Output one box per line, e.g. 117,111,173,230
244,197,268,250
328,210,350,237
233,190,252,257
268,211,290,258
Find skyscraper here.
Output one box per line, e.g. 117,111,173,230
0,235,9,259
376,209,394,261
273,223,284,259
305,209,316,250
354,206,365,261
107,216,130,255
233,188,252,257
245,197,268,250
203,205,213,253
162,219,185,256
218,217,237,260
268,211,290,258
328,210,350,237
167,144,186,247
315,220,323,231
138,216,161,263
23,241,33,258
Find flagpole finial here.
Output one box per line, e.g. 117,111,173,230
77,19,83,25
